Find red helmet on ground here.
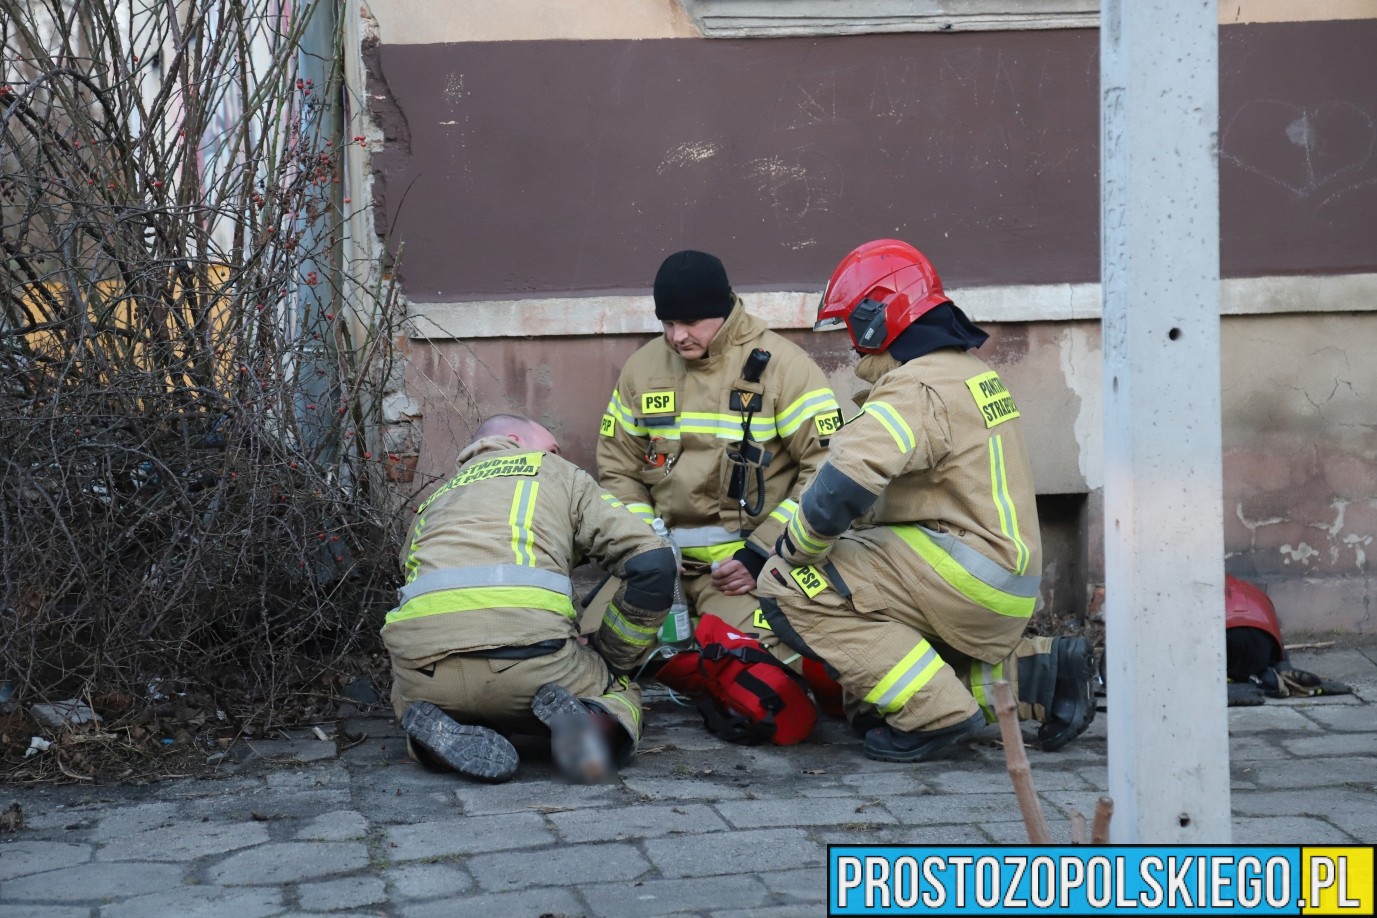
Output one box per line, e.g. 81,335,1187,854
815,239,951,353
1225,575,1284,663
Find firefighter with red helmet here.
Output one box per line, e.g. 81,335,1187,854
757,240,1097,761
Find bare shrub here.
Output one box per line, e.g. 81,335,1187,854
1,0,405,750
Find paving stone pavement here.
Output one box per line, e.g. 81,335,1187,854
1,644,1374,917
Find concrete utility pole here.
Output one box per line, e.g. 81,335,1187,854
1100,0,1230,841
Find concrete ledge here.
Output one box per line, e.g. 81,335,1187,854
406,272,1377,340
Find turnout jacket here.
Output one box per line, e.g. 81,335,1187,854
780,348,1042,619
383,436,675,674
597,300,841,562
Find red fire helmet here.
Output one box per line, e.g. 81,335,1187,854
1225,575,1284,663
815,239,951,353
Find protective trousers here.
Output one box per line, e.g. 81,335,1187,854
757,528,1056,733
581,568,799,668
389,639,643,762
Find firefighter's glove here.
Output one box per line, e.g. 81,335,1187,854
1276,666,1351,698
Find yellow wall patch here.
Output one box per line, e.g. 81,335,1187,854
640,390,676,415
965,371,1021,429
814,411,844,438
599,414,616,437
789,565,829,598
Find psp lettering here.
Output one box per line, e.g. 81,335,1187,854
981,396,1019,425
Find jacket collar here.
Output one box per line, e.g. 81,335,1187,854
455,435,522,467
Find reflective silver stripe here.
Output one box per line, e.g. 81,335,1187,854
670,525,746,549
870,643,943,712
917,525,1041,598
399,565,572,604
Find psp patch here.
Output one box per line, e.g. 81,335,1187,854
814,410,844,438
599,414,616,437
640,390,676,415
790,565,829,598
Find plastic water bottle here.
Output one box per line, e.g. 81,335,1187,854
651,518,693,651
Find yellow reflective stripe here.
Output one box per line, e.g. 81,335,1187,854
971,660,1003,724
626,502,656,523
775,388,841,437
598,690,641,732
680,540,746,564
988,435,1030,575
603,602,658,647
768,499,799,525
600,493,625,510
509,480,539,566
678,412,777,440
403,514,426,583
864,640,944,713
610,390,648,435
891,526,1036,618
861,401,915,453
788,512,830,554
385,586,576,623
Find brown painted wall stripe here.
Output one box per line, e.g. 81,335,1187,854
368,22,1377,302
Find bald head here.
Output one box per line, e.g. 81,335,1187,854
473,414,561,455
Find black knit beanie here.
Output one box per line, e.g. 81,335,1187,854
653,250,734,321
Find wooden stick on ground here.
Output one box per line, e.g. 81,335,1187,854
1069,806,1087,844
992,680,1051,844
1091,795,1114,843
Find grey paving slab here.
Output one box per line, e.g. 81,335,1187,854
1227,735,1294,761
580,874,771,918
619,776,753,801
239,738,337,763
205,841,368,885
293,809,368,841
839,772,933,796
469,841,650,892
382,813,554,861
760,866,828,903
1326,805,1377,842
711,905,818,918
1226,704,1326,733
0,841,92,881
1231,816,1357,844
296,875,388,911
88,802,180,840
1298,703,1377,731
1230,787,1377,819
883,791,1025,826
384,862,474,900
100,884,283,918
0,907,90,918
451,777,622,816
95,819,269,862
1281,732,1377,757
717,796,897,829
1,861,185,902
550,802,728,842
1238,756,1377,789
645,828,824,878
926,767,1093,794
396,886,585,918
819,823,992,846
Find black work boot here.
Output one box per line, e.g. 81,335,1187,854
400,701,519,783
863,711,985,763
532,683,615,784
1038,636,1097,751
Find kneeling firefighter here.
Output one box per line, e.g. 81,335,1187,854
757,239,1098,762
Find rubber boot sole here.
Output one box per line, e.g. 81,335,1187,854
531,683,613,784
1038,636,1097,751
400,701,518,783
863,712,985,764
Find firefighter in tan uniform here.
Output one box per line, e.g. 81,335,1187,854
596,250,843,664
758,240,1096,762
383,415,676,783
